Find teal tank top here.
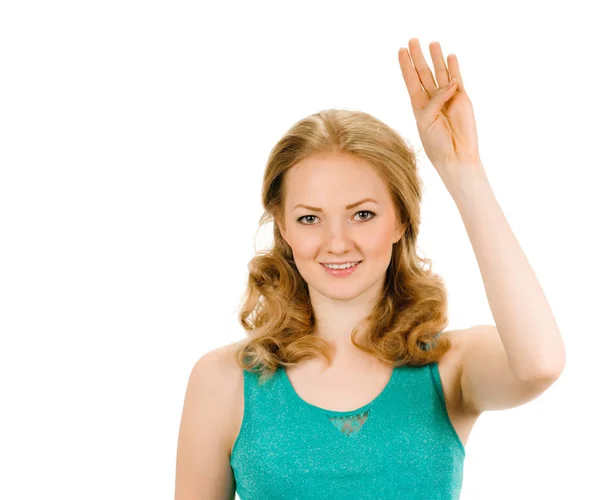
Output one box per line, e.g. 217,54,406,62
229,360,465,499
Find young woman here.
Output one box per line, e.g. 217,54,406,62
175,38,566,499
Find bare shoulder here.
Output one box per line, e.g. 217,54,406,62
203,340,245,378
199,339,245,404
175,341,245,499
205,341,246,456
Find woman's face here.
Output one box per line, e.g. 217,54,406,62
279,151,404,301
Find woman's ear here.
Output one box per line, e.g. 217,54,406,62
393,221,406,244
275,215,288,243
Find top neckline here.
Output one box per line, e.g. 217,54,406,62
278,364,398,417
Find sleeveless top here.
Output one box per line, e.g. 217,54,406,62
229,352,466,499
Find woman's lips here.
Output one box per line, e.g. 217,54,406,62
320,261,362,277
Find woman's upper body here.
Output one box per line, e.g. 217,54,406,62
174,327,483,499
174,38,565,499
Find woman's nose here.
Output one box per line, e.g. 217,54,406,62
323,224,354,253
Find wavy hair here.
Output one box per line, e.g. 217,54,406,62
234,108,451,384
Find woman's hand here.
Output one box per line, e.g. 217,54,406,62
398,38,483,181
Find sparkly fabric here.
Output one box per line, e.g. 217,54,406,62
229,355,465,499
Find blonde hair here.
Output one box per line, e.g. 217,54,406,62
234,108,451,384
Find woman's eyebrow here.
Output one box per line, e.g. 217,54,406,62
293,197,379,212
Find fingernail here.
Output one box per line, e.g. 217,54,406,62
447,78,457,88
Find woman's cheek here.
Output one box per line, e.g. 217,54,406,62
288,232,318,258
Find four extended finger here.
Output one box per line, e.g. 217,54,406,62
407,38,438,95
447,53,466,93
429,41,450,89
398,47,428,111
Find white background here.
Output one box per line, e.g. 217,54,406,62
1,1,598,498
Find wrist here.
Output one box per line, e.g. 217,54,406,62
440,162,488,200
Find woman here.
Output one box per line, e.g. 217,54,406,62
175,38,566,499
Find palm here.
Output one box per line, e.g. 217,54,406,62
398,39,481,175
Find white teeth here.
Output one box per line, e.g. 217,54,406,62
324,262,358,270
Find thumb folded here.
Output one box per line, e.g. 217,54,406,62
429,79,457,114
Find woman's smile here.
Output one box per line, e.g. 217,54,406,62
320,260,362,277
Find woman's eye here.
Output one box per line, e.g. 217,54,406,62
297,215,318,224
296,210,376,225
355,210,375,221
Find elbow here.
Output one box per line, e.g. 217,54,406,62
523,350,566,383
